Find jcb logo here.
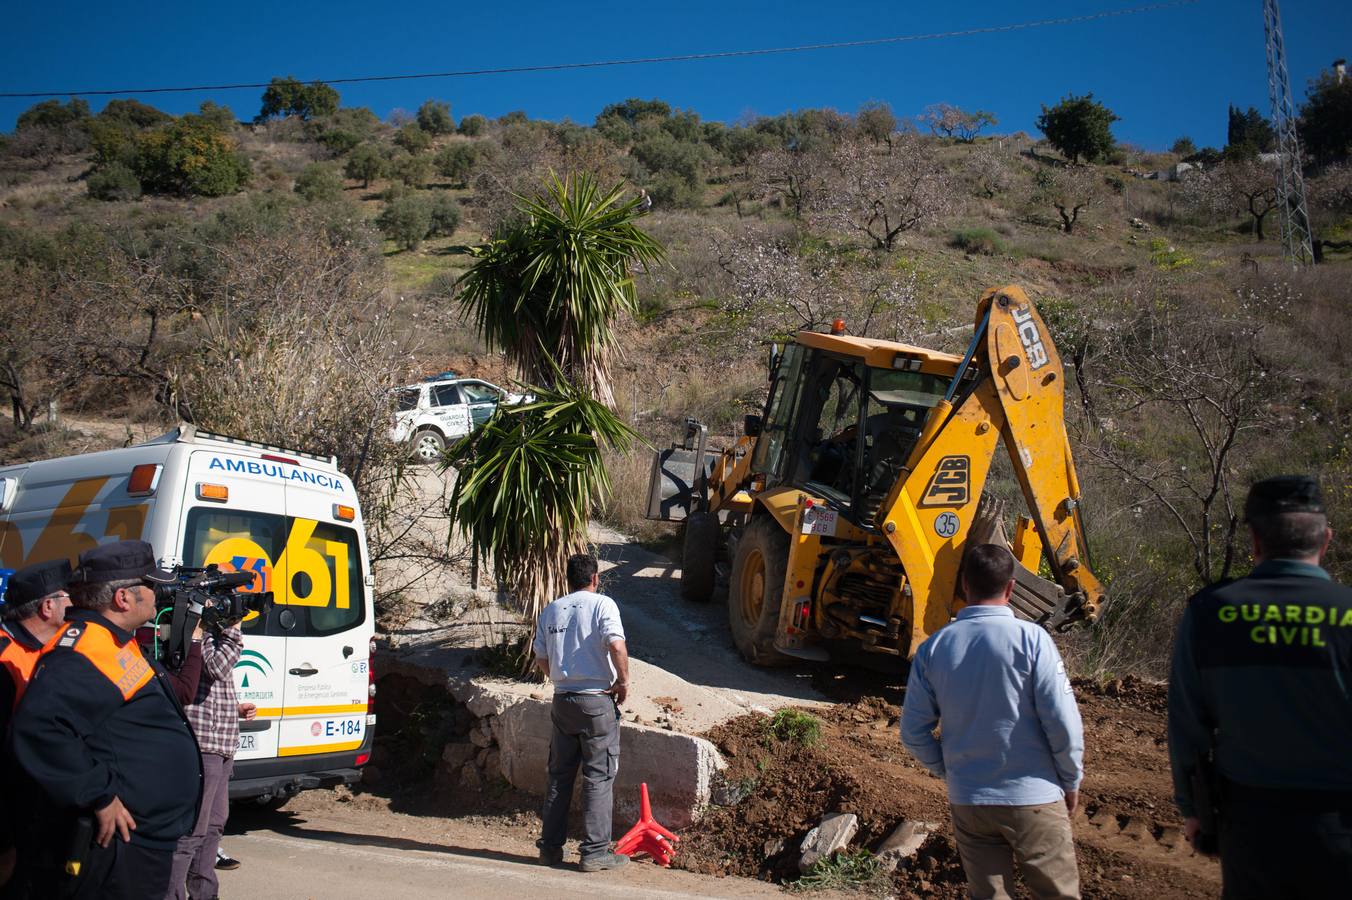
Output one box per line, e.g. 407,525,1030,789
920,456,969,508
1011,306,1049,371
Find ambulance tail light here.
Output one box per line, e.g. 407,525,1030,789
261,453,299,466
367,636,377,715
196,483,229,503
355,752,371,767
127,464,162,497
333,504,356,522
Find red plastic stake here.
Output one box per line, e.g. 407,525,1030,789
614,783,680,867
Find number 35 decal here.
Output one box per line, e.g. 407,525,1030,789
204,518,350,616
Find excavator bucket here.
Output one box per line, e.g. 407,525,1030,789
968,493,1074,628
645,419,718,522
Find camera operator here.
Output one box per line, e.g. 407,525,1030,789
167,614,243,900
9,541,202,900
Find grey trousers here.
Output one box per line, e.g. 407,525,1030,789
540,692,620,858
167,754,232,900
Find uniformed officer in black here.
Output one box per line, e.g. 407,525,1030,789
9,541,202,900
1168,475,1352,899
1,559,74,893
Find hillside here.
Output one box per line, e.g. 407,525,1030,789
2,92,1350,677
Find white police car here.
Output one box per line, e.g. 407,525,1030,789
390,375,528,463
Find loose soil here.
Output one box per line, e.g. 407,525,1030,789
677,675,1221,899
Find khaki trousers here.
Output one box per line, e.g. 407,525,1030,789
949,801,1080,900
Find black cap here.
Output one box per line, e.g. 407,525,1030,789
1245,475,1326,521
71,540,175,586
2,558,73,607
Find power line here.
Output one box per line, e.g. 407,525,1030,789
0,1,1199,100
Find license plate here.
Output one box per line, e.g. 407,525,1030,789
238,733,257,751
802,506,838,536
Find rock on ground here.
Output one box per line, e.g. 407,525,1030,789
798,812,858,872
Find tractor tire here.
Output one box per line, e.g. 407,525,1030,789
681,512,720,603
728,516,793,667
410,429,446,465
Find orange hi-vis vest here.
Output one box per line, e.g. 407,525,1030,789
0,626,43,709
43,619,154,701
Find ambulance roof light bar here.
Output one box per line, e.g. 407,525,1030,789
177,424,336,466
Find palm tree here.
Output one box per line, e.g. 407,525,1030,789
456,172,665,407
448,173,664,626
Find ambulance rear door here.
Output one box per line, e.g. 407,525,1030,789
273,460,372,760
176,450,295,762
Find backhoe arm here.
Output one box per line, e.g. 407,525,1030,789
979,286,1104,625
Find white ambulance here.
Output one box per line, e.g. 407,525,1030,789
0,425,376,805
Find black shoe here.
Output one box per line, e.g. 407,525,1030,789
215,850,241,871
537,843,564,866
579,852,629,872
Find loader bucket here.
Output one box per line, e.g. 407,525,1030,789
645,445,721,521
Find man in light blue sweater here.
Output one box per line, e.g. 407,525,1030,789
901,544,1084,900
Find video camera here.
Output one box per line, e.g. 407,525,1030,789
153,564,273,670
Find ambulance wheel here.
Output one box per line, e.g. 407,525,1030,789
681,512,720,602
410,429,445,464
728,516,793,667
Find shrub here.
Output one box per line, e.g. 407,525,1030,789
343,143,385,188
133,116,250,197
949,227,1006,255
16,98,90,131
377,194,433,251
394,123,432,155
457,114,487,137
318,130,361,156
87,163,142,201
766,709,821,746
195,101,237,133
427,192,461,237
791,850,888,893
294,162,345,201
389,151,432,186
434,142,479,186
416,100,454,135
1171,136,1197,157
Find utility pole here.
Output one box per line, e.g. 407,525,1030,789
1263,0,1315,265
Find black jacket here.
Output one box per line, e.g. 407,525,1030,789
1168,559,1352,816
9,609,203,850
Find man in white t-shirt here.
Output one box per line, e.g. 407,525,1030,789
532,553,630,872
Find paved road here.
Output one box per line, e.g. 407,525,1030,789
221,802,789,900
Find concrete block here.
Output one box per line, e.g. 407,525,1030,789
493,696,724,829
876,820,936,872
799,812,858,872
447,678,520,719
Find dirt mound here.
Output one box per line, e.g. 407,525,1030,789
678,684,1220,899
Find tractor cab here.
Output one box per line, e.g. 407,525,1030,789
752,335,960,530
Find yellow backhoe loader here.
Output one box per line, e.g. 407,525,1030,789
645,285,1105,665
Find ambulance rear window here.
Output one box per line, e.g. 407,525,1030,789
182,509,366,638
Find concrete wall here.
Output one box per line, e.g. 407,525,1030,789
491,696,725,829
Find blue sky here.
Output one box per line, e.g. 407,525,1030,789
2,0,1349,150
